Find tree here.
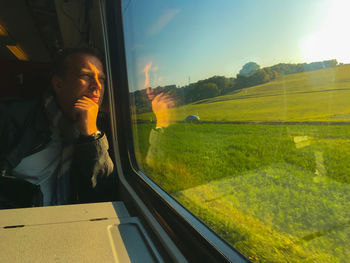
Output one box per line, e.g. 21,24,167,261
236,69,269,89
189,83,220,102
239,62,260,76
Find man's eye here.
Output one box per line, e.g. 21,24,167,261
79,74,91,81
79,74,105,85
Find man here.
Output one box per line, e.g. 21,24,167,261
0,47,116,208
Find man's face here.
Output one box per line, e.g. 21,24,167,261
53,53,105,120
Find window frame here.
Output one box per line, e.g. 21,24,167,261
103,1,249,262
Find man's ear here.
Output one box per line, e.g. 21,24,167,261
52,75,63,94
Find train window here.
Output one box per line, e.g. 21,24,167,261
123,0,350,262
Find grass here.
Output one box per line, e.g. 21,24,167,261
175,163,348,263
133,123,350,262
131,65,350,262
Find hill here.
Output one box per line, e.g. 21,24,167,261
136,65,350,122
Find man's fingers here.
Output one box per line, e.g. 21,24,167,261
152,92,176,109
74,98,99,108
155,92,166,101
74,101,89,107
74,96,98,108
76,98,94,105
81,96,98,104
74,105,89,111
73,105,86,110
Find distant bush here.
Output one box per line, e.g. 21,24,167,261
239,62,261,76
188,83,220,102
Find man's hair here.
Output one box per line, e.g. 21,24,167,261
51,46,103,77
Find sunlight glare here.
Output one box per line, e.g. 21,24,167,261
143,61,152,87
300,0,350,63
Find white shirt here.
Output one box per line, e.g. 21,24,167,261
12,126,62,206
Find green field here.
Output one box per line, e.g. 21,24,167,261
136,65,350,123
132,65,350,262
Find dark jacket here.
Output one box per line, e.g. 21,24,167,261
0,98,117,206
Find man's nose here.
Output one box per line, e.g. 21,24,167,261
90,76,102,90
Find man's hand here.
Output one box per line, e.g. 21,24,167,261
146,88,176,128
73,96,99,136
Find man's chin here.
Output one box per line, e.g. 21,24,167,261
87,96,100,104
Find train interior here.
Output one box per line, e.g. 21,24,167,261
0,1,189,262
0,0,240,262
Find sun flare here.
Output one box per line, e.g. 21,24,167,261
300,0,350,64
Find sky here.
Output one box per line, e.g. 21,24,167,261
122,0,350,91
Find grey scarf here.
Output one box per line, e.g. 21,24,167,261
43,90,79,204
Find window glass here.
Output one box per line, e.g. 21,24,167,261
123,0,350,261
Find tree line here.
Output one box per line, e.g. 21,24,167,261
131,59,338,113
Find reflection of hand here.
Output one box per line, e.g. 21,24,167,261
73,96,99,136
147,88,175,128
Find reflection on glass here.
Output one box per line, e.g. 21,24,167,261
146,87,175,128
123,0,350,262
